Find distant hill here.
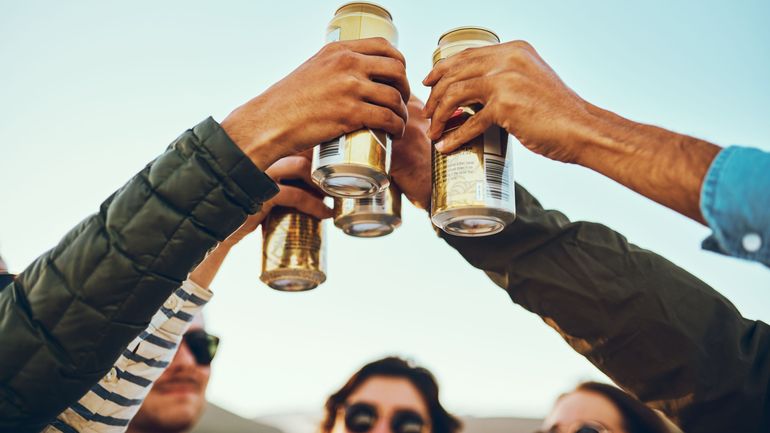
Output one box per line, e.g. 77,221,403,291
191,403,543,433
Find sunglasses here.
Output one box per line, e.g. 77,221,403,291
343,402,426,433
535,421,610,433
182,329,220,366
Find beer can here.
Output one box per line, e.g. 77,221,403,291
260,207,327,292
333,185,402,237
311,2,397,198
430,27,516,237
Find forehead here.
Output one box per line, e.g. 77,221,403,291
543,390,624,431
347,376,430,420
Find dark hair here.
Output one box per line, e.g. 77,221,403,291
569,382,671,433
321,357,461,433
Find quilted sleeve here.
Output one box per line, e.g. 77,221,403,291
0,117,278,433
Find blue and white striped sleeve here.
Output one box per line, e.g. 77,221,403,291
43,279,213,433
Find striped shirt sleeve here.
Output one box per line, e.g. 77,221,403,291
43,279,213,433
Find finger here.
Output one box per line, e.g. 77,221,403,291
426,78,487,140
271,185,333,220
422,58,452,87
338,37,406,66
423,44,495,86
355,103,407,138
359,54,410,102
266,156,314,187
359,80,409,124
423,63,486,118
435,109,494,153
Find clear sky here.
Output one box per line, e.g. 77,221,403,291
2,0,769,421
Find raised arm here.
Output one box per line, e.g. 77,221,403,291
392,98,770,433
422,40,770,266
1,37,407,432
440,185,769,433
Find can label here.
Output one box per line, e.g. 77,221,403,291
432,107,514,213
316,136,344,166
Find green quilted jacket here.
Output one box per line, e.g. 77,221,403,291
441,185,770,433
0,118,278,433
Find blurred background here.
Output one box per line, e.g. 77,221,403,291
1,0,769,431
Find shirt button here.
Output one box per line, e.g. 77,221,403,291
163,297,178,310
104,367,119,385
742,233,762,252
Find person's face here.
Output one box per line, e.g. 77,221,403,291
0,256,8,274
332,376,432,433
129,320,211,433
540,390,627,433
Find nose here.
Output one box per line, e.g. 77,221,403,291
370,419,391,433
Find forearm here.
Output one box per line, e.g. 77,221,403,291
188,243,233,289
441,184,770,433
47,280,212,433
0,118,278,432
577,103,721,224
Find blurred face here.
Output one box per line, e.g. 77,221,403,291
128,319,211,433
0,256,8,273
541,390,627,433
332,376,431,433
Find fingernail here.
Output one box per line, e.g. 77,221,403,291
435,140,445,152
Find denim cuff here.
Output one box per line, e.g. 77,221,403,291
700,146,770,266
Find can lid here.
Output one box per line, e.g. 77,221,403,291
335,2,393,21
433,26,500,65
437,26,500,45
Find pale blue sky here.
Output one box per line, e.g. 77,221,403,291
1,0,769,420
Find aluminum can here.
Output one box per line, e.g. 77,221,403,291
430,27,516,237
333,185,402,237
260,207,327,292
311,2,397,198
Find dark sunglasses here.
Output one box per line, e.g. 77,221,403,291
182,329,220,365
344,402,426,433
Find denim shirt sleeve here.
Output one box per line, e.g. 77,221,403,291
700,145,770,266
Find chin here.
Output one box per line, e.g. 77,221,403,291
137,392,205,432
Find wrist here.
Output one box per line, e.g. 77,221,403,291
572,103,644,169
221,102,288,172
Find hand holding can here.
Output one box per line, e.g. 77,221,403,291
221,24,408,172
311,2,408,198
428,28,516,237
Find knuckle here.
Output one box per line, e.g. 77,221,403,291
511,40,534,52
321,41,342,54
340,75,360,93
370,36,388,45
339,50,359,68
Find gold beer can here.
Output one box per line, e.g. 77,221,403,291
430,27,516,237
333,185,402,237
260,207,327,292
311,2,397,198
